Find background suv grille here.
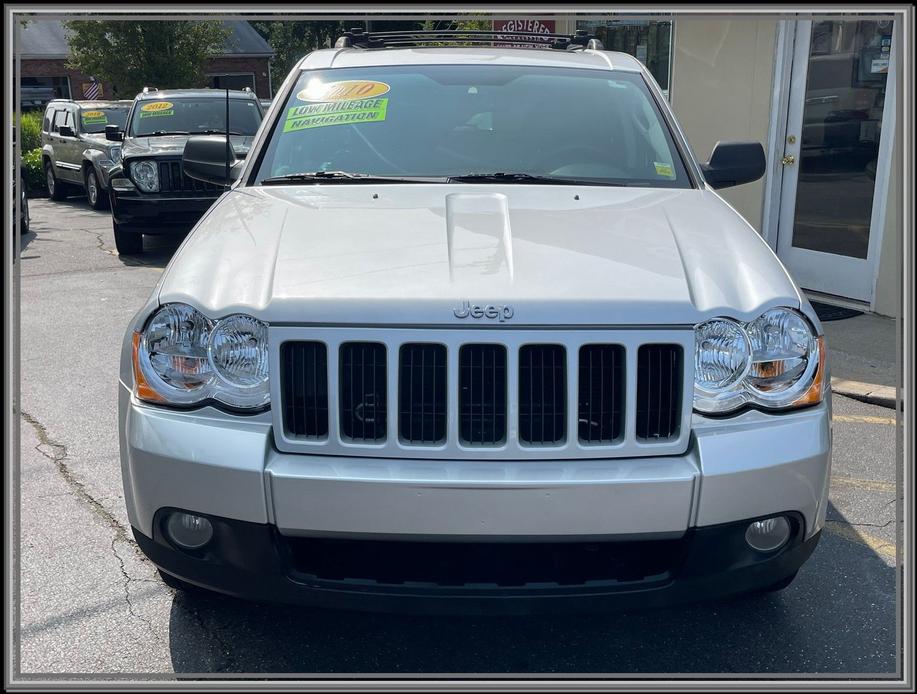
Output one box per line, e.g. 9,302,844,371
276,329,689,459
157,160,223,194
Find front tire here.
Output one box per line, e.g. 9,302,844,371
45,161,67,201
113,221,143,255
85,167,107,210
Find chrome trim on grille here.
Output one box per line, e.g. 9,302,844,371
270,327,694,460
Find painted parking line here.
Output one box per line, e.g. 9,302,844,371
831,475,897,494
823,521,897,559
833,414,897,425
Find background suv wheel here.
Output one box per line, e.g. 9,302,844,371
113,221,143,255
45,161,68,201
84,167,107,210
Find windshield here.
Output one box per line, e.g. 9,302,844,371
78,106,128,134
129,97,262,137
254,65,690,187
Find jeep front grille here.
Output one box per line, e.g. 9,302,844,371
272,328,692,460
157,160,223,195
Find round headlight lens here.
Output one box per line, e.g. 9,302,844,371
208,315,270,408
130,159,159,192
694,318,751,392
746,308,818,402
141,303,212,400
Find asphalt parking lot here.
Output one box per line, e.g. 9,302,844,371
15,196,900,676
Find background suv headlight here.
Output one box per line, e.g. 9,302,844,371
108,145,122,163
693,307,825,414
130,159,159,192
132,303,270,410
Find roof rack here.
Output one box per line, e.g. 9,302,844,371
141,86,158,94
334,28,603,51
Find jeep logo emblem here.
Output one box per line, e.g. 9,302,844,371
453,301,514,322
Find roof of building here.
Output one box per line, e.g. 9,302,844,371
19,19,273,59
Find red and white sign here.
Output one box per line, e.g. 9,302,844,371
492,18,556,46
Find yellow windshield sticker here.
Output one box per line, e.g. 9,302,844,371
81,110,108,125
296,80,390,103
139,101,174,118
283,98,388,132
654,162,675,178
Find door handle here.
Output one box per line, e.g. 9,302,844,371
781,154,796,166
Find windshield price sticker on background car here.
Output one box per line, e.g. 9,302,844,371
139,101,174,118
283,81,392,132
81,110,108,125
654,162,675,178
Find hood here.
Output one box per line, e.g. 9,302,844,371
123,134,254,158
157,185,804,327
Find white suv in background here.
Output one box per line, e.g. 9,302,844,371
119,29,830,614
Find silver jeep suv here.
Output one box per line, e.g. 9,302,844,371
119,30,831,614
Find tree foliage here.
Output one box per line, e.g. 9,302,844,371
249,21,349,84
64,20,230,98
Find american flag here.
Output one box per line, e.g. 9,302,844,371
83,79,101,99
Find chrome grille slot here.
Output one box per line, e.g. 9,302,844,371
578,344,625,444
339,342,387,442
519,344,566,446
155,159,221,194
459,344,507,446
636,344,683,441
280,341,328,439
399,343,447,445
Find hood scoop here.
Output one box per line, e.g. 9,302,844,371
445,193,514,282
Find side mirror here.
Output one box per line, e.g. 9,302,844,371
105,125,123,142
183,135,243,186
58,125,75,138
701,141,766,189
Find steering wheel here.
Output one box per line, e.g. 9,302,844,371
541,145,631,179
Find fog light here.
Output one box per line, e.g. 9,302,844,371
745,516,791,552
165,512,213,550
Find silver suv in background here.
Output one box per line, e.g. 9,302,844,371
40,99,131,209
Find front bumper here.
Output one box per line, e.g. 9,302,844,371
109,188,219,231
119,383,831,611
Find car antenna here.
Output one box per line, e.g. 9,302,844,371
225,88,230,189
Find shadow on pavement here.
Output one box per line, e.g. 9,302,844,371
165,502,896,675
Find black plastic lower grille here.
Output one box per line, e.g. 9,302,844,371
636,344,683,440
285,536,682,587
519,344,566,445
399,343,447,444
339,342,387,442
280,341,328,439
578,344,625,444
157,160,222,194
459,344,507,445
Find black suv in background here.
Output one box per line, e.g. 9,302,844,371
106,88,264,255
40,99,131,209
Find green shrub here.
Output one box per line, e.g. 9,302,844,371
17,111,43,152
21,148,46,194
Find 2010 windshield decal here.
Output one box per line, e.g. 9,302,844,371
282,80,391,132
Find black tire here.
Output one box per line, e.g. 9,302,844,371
20,177,30,234
85,167,108,210
158,568,204,593
763,570,798,593
45,160,67,201
113,221,143,255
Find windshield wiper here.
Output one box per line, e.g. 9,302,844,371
194,129,248,136
448,172,624,186
260,171,448,185
145,130,190,137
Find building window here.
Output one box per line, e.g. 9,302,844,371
576,18,673,97
208,73,256,92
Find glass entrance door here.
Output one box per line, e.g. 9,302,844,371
776,18,895,302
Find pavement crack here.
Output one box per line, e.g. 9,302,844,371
21,409,163,638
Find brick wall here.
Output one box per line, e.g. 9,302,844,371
20,56,272,99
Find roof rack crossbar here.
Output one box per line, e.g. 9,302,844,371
334,29,597,51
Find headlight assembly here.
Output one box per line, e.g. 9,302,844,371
133,303,270,410
130,159,159,192
108,145,122,163
693,307,825,415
